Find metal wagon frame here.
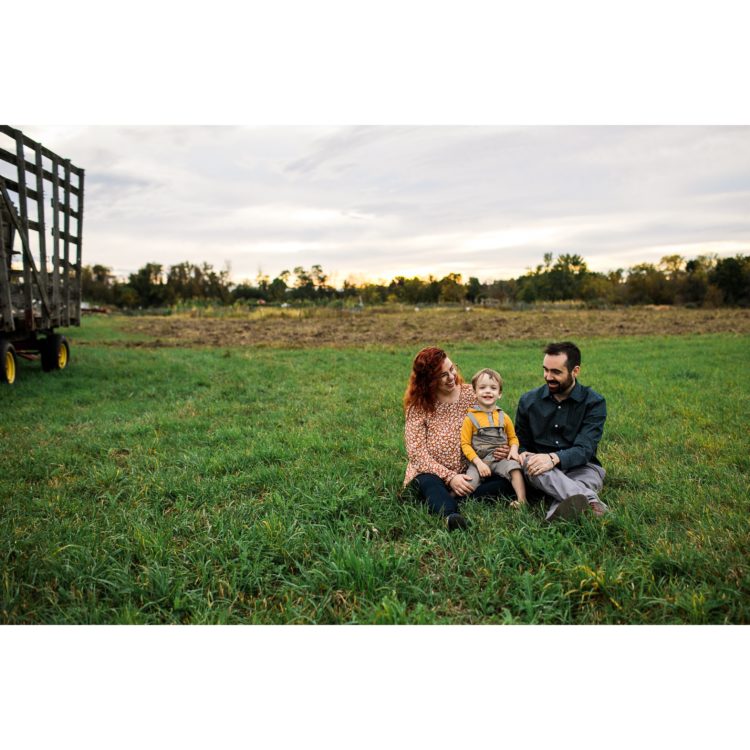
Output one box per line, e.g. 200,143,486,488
0,125,84,384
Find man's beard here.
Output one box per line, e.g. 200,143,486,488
547,375,574,393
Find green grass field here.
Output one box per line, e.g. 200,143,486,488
2,316,749,623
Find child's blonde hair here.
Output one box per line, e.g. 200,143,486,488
471,368,503,392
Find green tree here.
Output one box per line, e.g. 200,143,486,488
710,255,750,306
682,255,717,306
81,264,114,304
128,263,168,307
577,273,611,304
268,270,290,302
623,263,672,305
466,276,482,303
438,273,465,303
256,271,270,294
546,254,588,300
485,278,517,304
292,266,316,300
113,283,139,308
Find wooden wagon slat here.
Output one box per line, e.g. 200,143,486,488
0,179,52,319
63,160,71,326
51,156,61,313
0,126,84,178
50,203,80,219
14,133,36,330
34,146,48,273
48,226,80,244
10,287,80,303
35,144,50,328
52,258,77,272
75,169,84,322
0,175,41,203
0,175,81,206
0,147,82,197
1,203,82,238
0,203,15,330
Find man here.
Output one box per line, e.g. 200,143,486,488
515,341,608,521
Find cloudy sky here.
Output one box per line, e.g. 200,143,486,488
8,125,750,287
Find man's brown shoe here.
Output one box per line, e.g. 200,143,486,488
546,494,588,521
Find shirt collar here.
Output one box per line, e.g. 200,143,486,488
470,403,499,412
568,381,585,401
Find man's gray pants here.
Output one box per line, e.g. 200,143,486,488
523,462,607,520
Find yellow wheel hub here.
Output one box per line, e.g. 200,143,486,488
4,351,15,384
58,343,68,369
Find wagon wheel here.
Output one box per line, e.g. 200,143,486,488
41,334,70,372
1,340,17,384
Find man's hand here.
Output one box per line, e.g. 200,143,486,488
492,443,510,461
474,458,491,478
523,452,557,477
449,473,475,497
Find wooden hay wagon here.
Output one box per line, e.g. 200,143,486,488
0,125,84,385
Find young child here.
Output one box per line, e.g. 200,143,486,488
460,368,527,509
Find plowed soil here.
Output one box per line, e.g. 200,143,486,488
116,306,750,348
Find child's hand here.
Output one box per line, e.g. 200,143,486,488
510,498,527,510
474,458,491,478
508,446,520,463
492,444,510,461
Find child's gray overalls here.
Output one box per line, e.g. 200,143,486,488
467,408,508,458
465,407,522,489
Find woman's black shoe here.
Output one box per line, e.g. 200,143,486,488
447,513,468,532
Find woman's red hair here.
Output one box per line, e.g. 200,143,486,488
403,346,463,413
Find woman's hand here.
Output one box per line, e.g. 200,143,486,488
492,444,510,461
449,473,475,497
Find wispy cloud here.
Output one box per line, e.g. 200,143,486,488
17,125,750,283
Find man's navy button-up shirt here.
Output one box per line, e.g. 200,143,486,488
515,381,606,470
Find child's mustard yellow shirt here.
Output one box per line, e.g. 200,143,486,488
460,406,519,462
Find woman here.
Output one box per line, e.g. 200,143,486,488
403,346,516,531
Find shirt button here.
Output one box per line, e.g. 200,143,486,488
555,440,559,444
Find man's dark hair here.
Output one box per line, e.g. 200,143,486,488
544,341,581,371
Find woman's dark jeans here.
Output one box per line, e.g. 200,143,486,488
411,473,515,517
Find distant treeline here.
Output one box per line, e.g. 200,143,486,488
82,253,750,309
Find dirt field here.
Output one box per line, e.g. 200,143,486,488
116,306,750,348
